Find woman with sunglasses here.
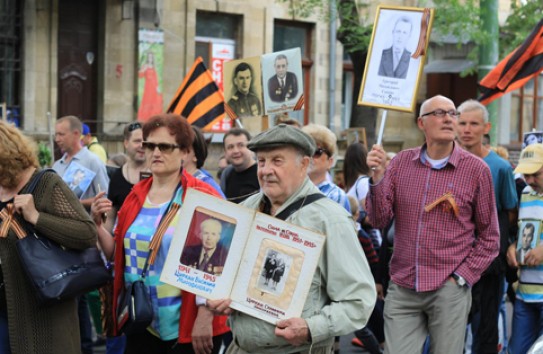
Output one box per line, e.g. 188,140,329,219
91,114,229,354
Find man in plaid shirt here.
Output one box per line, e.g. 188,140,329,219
366,95,500,354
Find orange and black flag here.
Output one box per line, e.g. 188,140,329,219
478,18,543,105
167,57,226,131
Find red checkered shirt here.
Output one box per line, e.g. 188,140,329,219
366,143,499,292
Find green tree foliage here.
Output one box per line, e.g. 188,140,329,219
500,0,542,56
275,0,539,140
38,142,52,168
276,0,377,141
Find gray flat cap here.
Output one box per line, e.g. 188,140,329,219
247,124,316,156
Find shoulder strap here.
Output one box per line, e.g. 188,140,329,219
140,182,182,279
275,193,326,221
23,169,56,195
354,175,369,200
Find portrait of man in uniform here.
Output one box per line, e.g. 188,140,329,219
267,54,299,102
226,62,262,118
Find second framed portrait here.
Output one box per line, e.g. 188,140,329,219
357,6,434,112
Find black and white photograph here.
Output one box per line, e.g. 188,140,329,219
358,6,434,112
257,249,292,295
224,56,263,119
517,220,540,265
522,131,543,149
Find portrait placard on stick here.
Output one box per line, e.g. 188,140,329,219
358,6,434,113
161,189,325,324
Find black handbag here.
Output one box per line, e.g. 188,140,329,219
116,278,154,336
15,169,112,305
117,186,181,335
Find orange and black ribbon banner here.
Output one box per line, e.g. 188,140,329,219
167,57,226,131
478,18,543,105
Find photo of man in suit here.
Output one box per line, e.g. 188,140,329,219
68,168,86,198
181,218,228,275
517,222,536,265
378,16,413,79
227,62,262,118
267,54,298,102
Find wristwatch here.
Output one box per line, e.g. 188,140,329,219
452,273,467,287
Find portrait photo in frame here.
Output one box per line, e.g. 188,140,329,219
358,6,434,112
522,131,543,149
516,220,541,265
224,56,263,119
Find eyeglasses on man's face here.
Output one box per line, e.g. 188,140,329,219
420,109,460,119
142,141,180,153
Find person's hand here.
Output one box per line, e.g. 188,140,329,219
192,306,214,354
506,243,519,268
90,191,111,226
524,245,543,267
206,299,233,316
275,317,310,346
367,145,387,183
13,194,39,225
376,283,385,301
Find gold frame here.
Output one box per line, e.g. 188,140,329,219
357,5,434,113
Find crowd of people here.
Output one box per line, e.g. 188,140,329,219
1,93,543,354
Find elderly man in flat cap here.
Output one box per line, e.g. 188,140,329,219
208,124,376,354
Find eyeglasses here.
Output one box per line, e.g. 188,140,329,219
420,109,460,119
127,122,142,132
313,148,330,158
142,141,180,153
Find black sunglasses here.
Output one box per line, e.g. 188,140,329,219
313,147,330,158
128,122,142,132
142,141,180,153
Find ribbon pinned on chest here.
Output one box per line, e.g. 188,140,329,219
424,192,459,218
0,203,26,239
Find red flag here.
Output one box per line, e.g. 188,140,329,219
478,18,543,105
167,57,226,131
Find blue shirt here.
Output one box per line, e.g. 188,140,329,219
483,150,517,212
317,180,351,212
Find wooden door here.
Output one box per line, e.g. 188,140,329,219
57,0,98,130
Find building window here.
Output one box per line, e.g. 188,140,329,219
273,20,313,125
510,74,543,143
195,12,240,90
0,0,22,125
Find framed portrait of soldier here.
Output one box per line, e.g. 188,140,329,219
358,6,434,112
262,48,304,115
224,56,263,119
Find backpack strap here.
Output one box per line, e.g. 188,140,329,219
275,193,326,221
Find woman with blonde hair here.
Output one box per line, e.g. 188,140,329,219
0,121,97,353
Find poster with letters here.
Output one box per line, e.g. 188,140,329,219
161,189,325,324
